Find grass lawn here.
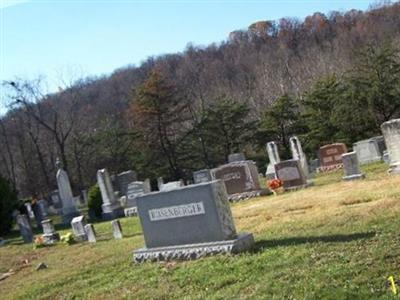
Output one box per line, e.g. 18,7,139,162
1,162,400,299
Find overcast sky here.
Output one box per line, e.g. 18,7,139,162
0,0,377,112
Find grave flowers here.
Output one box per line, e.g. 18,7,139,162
33,236,46,249
267,179,283,196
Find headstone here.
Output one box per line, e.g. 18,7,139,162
211,160,263,201
265,142,280,179
71,216,87,242
133,180,254,262
56,160,79,224
381,118,400,174
50,190,62,210
383,150,390,164
126,181,151,208
318,143,347,171
309,159,320,174
124,207,137,217
111,220,123,239
228,153,246,163
342,151,365,181
275,159,308,190
159,181,184,192
353,136,386,164
41,219,60,244
24,203,35,219
97,168,124,220
84,224,96,243
16,214,33,243
157,177,164,190
31,201,44,229
116,170,137,196
37,200,48,218
193,169,212,184
289,136,309,178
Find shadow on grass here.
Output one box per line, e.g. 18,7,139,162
255,231,376,251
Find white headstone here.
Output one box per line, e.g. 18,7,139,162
289,136,309,178
56,166,78,223
265,141,280,179
97,168,123,219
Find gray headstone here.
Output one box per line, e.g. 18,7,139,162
210,160,262,200
24,203,35,219
71,216,87,241
133,180,254,262
381,118,400,175
56,166,79,223
353,136,385,164
116,170,137,196
126,181,150,208
50,190,62,210
85,224,97,243
193,169,212,184
37,200,48,218
97,168,124,220
41,219,60,244
111,220,123,239
275,159,308,190
228,153,246,163
157,177,164,190
31,202,44,229
265,142,280,179
290,136,309,178
383,150,390,164
342,151,365,181
16,214,33,243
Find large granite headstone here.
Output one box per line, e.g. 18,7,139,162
193,169,212,184
97,168,124,220
211,160,262,201
342,152,365,181
116,170,137,196
71,216,87,242
265,142,280,179
290,136,309,178
41,219,60,244
275,159,308,190
353,136,386,165
56,161,79,224
16,214,33,243
318,143,347,171
381,118,400,174
133,180,254,262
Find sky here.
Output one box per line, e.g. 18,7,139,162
0,0,379,112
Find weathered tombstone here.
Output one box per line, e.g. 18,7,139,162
265,142,280,179
318,143,347,171
116,170,137,196
31,202,44,229
353,136,386,164
228,153,246,163
342,152,365,181
381,119,400,175
71,216,87,242
126,181,151,208
25,202,35,220
275,159,308,190
211,160,262,201
56,160,79,223
133,180,254,262
193,169,212,184
159,181,184,192
97,168,124,220
84,224,96,243
289,136,309,178
41,219,60,244
383,150,390,164
16,214,33,243
111,220,123,239
157,177,164,190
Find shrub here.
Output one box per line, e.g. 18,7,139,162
0,176,18,236
88,184,102,219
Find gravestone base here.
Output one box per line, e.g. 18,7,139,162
133,232,254,263
343,173,365,181
43,233,60,245
101,203,124,220
388,163,400,175
228,190,270,202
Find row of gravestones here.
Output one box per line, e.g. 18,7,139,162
15,213,124,244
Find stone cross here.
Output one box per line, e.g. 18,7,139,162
56,161,78,224
381,118,400,175
111,220,123,239
97,168,123,219
265,141,280,179
289,136,309,178
84,224,97,243
16,214,33,243
342,152,365,181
